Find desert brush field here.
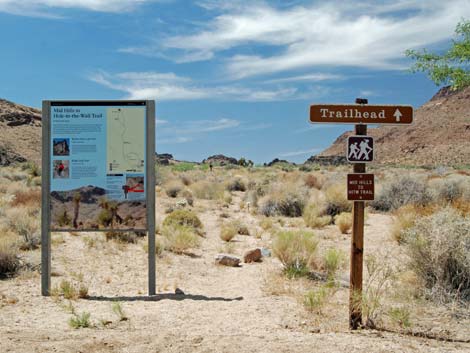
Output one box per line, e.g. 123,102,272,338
0,161,469,353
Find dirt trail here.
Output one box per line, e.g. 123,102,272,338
0,204,469,352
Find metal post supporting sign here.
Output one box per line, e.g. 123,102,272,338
41,100,156,296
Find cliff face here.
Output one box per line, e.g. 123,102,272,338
0,99,41,166
311,86,470,167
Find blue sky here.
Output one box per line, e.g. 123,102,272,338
0,0,469,163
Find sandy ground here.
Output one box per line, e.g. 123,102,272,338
0,193,469,353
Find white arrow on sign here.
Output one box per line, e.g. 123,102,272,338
393,109,402,122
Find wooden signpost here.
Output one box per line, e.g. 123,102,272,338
309,99,413,330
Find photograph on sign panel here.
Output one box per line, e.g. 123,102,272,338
49,105,147,231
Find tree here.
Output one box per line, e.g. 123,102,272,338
406,19,470,90
72,192,81,229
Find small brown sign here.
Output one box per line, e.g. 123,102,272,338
347,174,374,201
310,104,413,125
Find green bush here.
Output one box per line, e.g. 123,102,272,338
303,204,331,228
273,230,318,277
260,188,307,217
162,225,200,254
226,177,246,192
162,210,203,234
402,207,470,302
172,162,196,172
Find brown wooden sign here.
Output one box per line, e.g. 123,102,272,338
347,173,374,201
310,104,413,125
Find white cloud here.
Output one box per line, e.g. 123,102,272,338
89,70,304,101
279,147,321,157
156,0,470,78
264,73,343,84
0,0,155,16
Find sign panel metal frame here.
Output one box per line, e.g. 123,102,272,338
309,104,414,125
346,136,374,163
41,100,156,296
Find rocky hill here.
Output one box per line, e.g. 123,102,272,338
309,86,470,167
0,99,41,166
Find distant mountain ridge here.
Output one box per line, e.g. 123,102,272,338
309,86,470,167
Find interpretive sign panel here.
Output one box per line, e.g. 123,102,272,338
47,101,150,231
347,173,374,201
347,136,374,163
310,104,413,125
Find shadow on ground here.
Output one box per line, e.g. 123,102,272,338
86,293,244,302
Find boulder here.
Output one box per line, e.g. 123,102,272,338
203,154,238,166
243,248,262,263
215,254,241,267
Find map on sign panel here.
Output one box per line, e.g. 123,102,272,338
107,107,145,173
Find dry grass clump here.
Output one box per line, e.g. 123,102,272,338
390,205,421,243
165,181,184,198
304,174,323,189
190,180,224,200
323,248,345,281
219,223,237,242
7,207,40,250
51,279,89,300
429,175,468,203
162,209,203,234
334,212,352,234
161,224,200,254
180,189,194,206
324,183,351,217
179,173,192,186
226,177,246,192
371,175,432,212
11,189,41,207
259,185,307,217
402,207,470,303
273,230,318,278
105,231,139,243
0,236,20,278
303,204,331,229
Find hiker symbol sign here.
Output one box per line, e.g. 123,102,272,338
347,136,374,163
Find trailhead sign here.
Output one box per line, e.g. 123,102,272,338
46,101,150,231
310,104,413,124
347,136,374,163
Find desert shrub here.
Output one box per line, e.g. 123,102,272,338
161,225,200,254
162,210,203,234
165,181,183,198
190,180,224,200
11,189,41,207
69,311,91,329
323,248,345,281
219,223,237,242
20,161,41,177
155,166,170,186
233,220,250,235
0,238,20,278
390,205,421,243
259,217,274,231
303,286,330,313
243,190,259,208
304,174,322,189
388,307,412,329
52,279,88,300
324,183,351,217
335,212,352,234
226,177,246,192
260,187,307,217
273,230,318,277
8,208,40,250
180,189,194,206
303,204,331,229
430,177,466,203
371,175,432,212
402,207,470,302
179,174,192,186
112,302,128,321
105,231,138,243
